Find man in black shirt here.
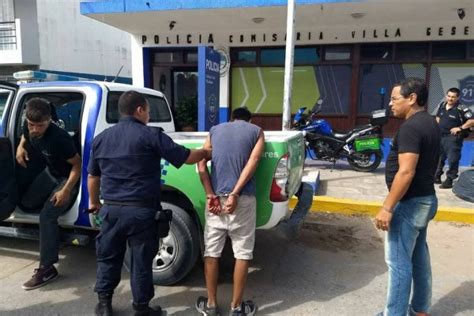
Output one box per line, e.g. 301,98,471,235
375,78,440,316
435,87,474,189
16,98,81,290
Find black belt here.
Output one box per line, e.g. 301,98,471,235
104,199,158,208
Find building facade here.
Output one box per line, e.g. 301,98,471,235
80,0,474,135
0,0,132,82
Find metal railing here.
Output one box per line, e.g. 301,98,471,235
0,21,17,50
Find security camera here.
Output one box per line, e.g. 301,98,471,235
169,21,176,30
457,8,465,20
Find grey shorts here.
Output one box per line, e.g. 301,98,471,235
203,195,256,260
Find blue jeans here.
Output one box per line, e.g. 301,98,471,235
384,194,438,316
21,168,77,267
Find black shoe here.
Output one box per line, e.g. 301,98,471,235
95,293,113,316
22,265,59,290
133,303,162,316
440,180,453,189
434,177,442,184
95,302,113,316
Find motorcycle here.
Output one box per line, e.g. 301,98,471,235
293,100,388,172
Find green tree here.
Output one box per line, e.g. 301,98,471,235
175,96,197,131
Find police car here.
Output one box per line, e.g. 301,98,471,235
0,79,306,285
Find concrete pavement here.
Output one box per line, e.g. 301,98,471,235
292,161,473,223
0,213,472,316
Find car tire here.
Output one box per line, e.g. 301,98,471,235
124,201,200,286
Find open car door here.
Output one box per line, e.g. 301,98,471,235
0,81,18,136
0,82,18,220
0,137,18,220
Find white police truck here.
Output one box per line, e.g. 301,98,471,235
0,80,306,285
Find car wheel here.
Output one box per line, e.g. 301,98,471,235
124,201,200,286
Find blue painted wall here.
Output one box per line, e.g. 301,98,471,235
382,138,473,167
81,0,360,14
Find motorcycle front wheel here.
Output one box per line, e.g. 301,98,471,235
347,150,382,172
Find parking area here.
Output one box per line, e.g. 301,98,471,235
0,212,472,315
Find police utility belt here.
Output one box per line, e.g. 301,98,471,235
104,199,159,208
103,199,172,238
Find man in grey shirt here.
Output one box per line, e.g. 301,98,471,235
196,108,264,316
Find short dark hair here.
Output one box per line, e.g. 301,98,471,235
118,91,148,115
25,98,51,122
394,77,428,107
447,87,460,97
232,107,252,121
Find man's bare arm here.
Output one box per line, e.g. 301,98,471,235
87,175,101,211
197,135,221,214
375,152,418,231
16,135,29,168
197,135,214,196
450,118,474,135
383,152,418,211
50,154,81,207
186,148,211,164
63,154,81,192
461,118,474,129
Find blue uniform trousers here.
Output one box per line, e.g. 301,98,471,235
435,135,463,181
94,204,158,305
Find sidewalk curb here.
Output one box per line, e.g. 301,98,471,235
289,196,474,224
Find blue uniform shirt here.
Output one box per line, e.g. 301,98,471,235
87,116,190,201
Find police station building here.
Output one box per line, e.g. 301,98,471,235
80,0,474,138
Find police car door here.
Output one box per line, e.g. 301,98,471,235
0,83,18,220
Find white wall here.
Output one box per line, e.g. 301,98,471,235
12,0,40,65
37,0,132,79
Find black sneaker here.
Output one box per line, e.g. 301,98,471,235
22,265,58,290
434,177,442,184
229,301,257,316
133,303,162,316
439,179,453,189
95,301,113,316
196,296,220,316
95,293,113,316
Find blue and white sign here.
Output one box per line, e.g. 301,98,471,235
459,75,474,107
198,46,220,131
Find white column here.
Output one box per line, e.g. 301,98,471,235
131,35,144,87
282,0,296,130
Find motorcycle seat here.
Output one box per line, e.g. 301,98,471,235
353,124,373,131
332,124,373,140
332,131,351,140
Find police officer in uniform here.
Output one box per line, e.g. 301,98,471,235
87,91,210,316
435,87,474,189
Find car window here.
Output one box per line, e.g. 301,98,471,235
0,90,12,118
17,92,85,136
106,91,172,123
